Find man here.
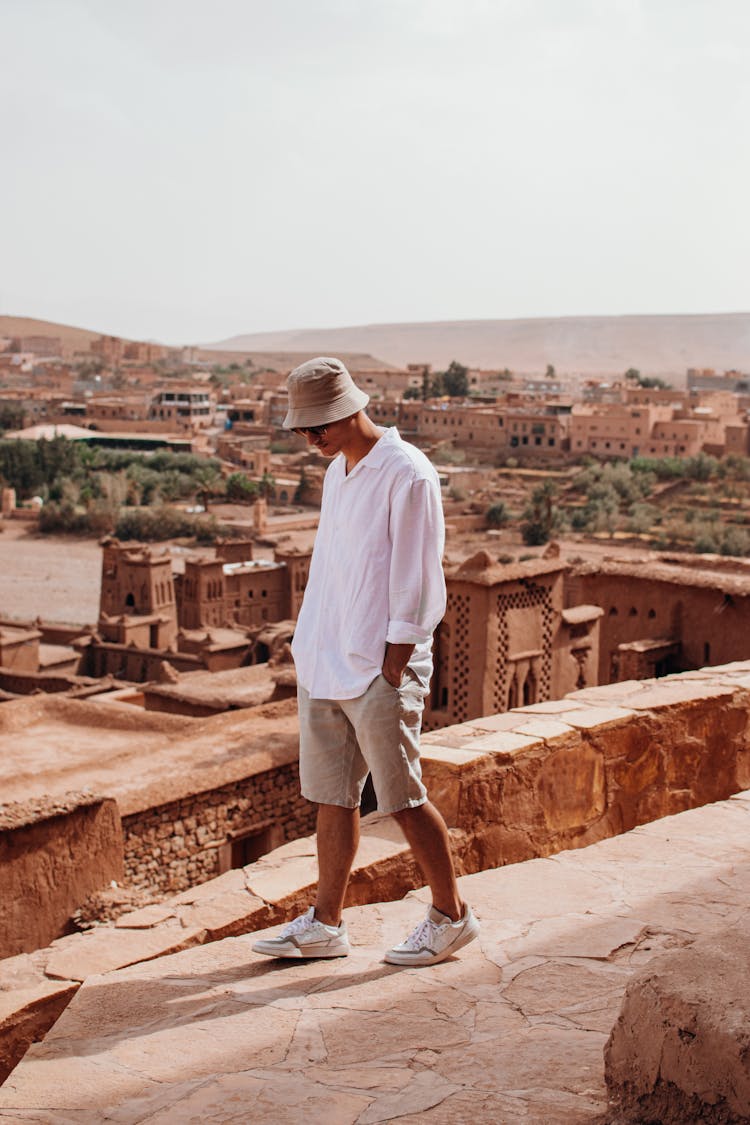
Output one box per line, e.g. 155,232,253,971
253,357,478,966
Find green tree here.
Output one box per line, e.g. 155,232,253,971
442,361,469,398
486,501,509,528
521,482,560,545
637,375,670,390
0,402,25,434
545,364,556,379
294,466,311,503
258,471,276,499
192,463,223,511
226,472,259,503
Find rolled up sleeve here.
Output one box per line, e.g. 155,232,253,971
385,475,447,644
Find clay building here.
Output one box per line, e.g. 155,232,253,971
424,552,602,729
149,388,213,429
354,367,421,400
566,553,750,684
122,341,166,364
15,335,62,356
90,334,125,364
177,543,311,631
225,400,266,429
687,367,750,393
99,539,177,650
569,389,745,460
0,625,42,673
84,539,312,682
368,399,571,461
214,438,272,476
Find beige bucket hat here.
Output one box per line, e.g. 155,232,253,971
283,357,369,429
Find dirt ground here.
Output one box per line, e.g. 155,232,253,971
0,521,102,626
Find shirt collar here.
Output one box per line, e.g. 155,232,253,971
359,425,400,470
336,426,400,480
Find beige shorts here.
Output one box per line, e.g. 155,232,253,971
297,670,428,814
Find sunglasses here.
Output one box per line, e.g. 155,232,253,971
294,424,328,437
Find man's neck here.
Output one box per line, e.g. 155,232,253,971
341,416,385,473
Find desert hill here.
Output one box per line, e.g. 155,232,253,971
0,316,389,372
193,347,394,373
0,315,105,358
209,312,750,376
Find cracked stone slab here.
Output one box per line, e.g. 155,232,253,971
175,891,271,941
43,925,207,982
460,731,543,756
502,913,647,961
419,743,491,765
557,705,635,729
4,792,750,1123
509,718,576,739
114,904,177,929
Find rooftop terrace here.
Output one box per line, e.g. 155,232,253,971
2,790,749,1122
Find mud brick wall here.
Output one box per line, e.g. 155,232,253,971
421,672,750,876
122,763,316,895
0,794,123,958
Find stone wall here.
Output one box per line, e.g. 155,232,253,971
84,642,203,682
567,567,750,685
0,794,123,958
421,671,750,876
122,763,316,895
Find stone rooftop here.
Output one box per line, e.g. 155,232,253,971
141,662,279,710
2,790,749,1122
0,694,299,816
572,551,750,596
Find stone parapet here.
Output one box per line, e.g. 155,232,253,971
422,666,750,872
0,793,123,959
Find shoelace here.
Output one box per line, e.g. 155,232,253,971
403,916,439,950
280,909,316,938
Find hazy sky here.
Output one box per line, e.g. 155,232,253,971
2,0,748,344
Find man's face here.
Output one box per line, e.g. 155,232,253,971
295,416,352,458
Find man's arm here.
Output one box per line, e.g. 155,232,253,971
383,473,446,683
382,641,415,687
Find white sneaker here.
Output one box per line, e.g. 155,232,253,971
252,907,350,959
384,904,479,966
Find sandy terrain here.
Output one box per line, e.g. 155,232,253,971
0,522,102,626
210,311,750,374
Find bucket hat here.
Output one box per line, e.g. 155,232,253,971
283,357,369,429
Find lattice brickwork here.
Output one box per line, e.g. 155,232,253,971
445,589,472,723
494,584,554,712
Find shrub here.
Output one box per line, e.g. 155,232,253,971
720,526,750,557
627,503,659,534
226,473,259,502
115,506,220,542
38,500,117,536
486,502,509,528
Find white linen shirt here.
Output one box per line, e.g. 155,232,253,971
291,427,446,700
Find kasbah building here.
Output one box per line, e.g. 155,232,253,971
3,343,750,1113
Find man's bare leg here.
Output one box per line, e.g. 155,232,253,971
314,803,360,926
393,801,462,921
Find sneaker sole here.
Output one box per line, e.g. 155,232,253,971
383,916,480,967
252,939,350,959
